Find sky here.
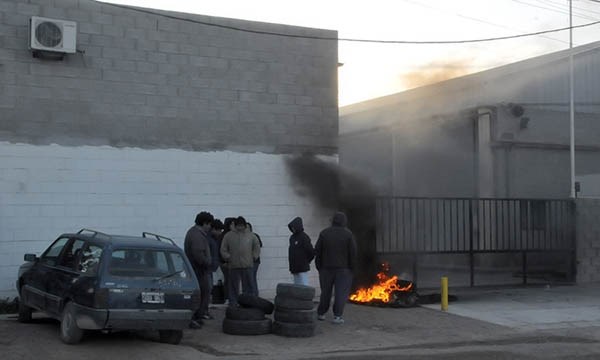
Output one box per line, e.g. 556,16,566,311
99,0,600,106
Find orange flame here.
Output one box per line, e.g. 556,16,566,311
349,263,413,303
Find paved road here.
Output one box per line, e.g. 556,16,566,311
2,288,600,359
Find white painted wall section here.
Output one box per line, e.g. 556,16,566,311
0,142,334,299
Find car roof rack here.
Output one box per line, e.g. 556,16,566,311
142,232,177,246
77,228,110,238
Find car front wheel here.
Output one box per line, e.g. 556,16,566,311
60,302,84,344
158,330,183,345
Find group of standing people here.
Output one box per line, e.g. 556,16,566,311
185,210,357,328
184,212,262,328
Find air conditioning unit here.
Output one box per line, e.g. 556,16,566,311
29,16,77,54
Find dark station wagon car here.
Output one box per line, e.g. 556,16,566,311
16,229,200,345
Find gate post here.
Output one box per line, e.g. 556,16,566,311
522,251,528,285
412,253,418,286
469,199,475,287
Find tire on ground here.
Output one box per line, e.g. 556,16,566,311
272,320,316,338
274,295,314,311
159,330,183,345
274,308,317,324
237,294,275,314
226,306,265,321
276,283,315,300
60,302,84,344
222,318,272,335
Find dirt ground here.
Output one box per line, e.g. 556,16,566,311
3,298,600,359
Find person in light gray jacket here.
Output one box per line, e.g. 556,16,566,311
220,216,260,305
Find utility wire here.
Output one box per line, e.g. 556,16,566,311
515,0,598,21
542,0,600,16
521,0,596,20
404,0,569,45
97,1,600,44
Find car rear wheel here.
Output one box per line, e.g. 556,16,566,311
159,330,183,345
60,302,84,344
17,299,32,323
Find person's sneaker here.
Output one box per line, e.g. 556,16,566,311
332,316,344,325
189,319,204,329
317,314,326,321
201,314,214,320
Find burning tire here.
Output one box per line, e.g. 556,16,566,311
222,318,272,336
226,306,265,321
272,320,316,338
392,292,418,308
276,283,315,301
274,308,317,324
274,295,314,311
237,294,275,315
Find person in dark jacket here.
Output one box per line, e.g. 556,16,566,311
219,217,235,304
184,211,214,327
315,211,357,325
247,222,263,295
209,219,224,274
206,219,224,310
288,217,314,286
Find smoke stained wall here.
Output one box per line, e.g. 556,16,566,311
285,154,380,287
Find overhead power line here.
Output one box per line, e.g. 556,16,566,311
403,0,569,45
513,0,598,22
98,1,600,45
542,0,600,17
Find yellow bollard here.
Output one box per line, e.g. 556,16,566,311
441,276,448,311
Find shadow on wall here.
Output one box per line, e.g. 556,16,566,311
284,154,379,288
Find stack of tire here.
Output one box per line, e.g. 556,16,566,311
222,294,274,336
273,283,317,338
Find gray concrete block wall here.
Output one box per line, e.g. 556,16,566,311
0,0,338,154
575,198,600,283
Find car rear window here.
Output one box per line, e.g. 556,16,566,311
108,249,190,278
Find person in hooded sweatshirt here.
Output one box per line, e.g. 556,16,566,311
288,217,314,286
315,211,357,325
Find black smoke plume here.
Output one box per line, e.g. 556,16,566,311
285,154,379,288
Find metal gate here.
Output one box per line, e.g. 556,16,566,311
376,197,576,286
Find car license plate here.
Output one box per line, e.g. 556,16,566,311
141,292,164,304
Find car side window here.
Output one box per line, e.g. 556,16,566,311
58,239,85,270
77,245,103,275
40,238,70,267
155,252,169,273
170,252,188,275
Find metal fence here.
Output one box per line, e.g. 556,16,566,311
376,197,576,285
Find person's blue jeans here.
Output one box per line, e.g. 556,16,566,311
317,268,353,317
292,271,309,286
